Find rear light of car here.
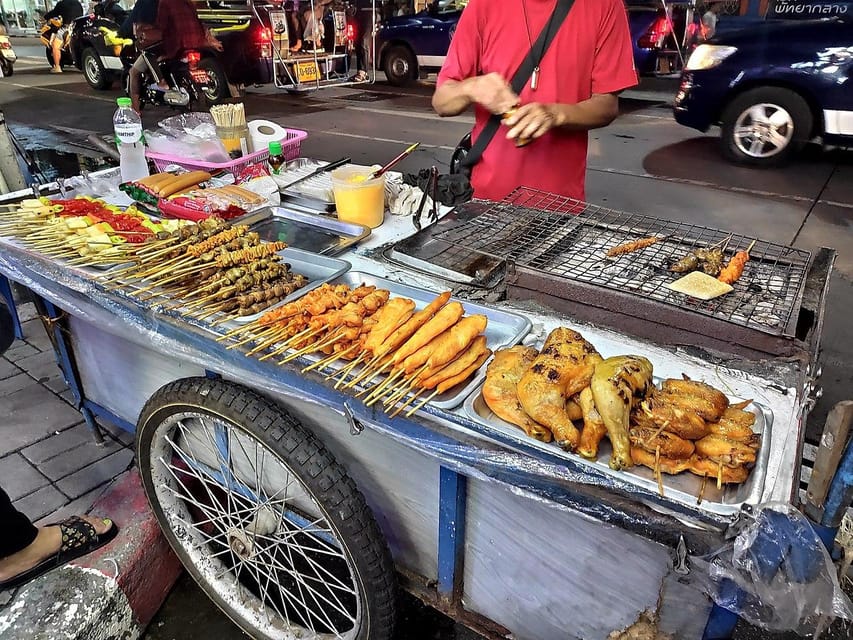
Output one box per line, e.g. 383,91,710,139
346,23,356,42
638,15,671,49
257,27,271,42
0,42,10,50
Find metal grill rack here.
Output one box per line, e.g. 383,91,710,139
430,188,812,337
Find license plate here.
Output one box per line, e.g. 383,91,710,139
295,60,320,83
190,69,209,84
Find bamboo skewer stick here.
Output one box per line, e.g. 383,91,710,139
389,388,425,419
405,389,439,418
330,353,366,386
302,344,358,373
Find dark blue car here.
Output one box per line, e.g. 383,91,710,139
376,0,688,86
674,16,853,166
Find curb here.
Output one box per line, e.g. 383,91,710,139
0,470,183,640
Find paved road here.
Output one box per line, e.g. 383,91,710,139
1,50,851,639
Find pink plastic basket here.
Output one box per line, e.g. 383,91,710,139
146,127,307,173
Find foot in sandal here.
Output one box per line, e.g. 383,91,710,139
0,515,117,590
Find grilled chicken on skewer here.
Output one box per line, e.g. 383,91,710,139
629,427,695,459
694,434,759,466
632,396,710,440
659,378,729,421
483,346,551,442
708,407,757,442
590,355,654,470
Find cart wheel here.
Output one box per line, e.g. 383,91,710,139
136,377,396,640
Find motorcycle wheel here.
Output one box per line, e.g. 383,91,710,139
82,47,112,90
0,59,12,77
198,57,228,105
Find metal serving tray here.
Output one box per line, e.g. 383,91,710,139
325,271,532,410
229,247,350,324
276,158,336,213
236,206,370,256
463,384,773,517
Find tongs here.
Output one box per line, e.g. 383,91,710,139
413,166,439,231
277,156,351,192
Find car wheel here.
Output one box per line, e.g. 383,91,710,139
198,57,229,104
383,45,415,86
82,47,112,90
720,87,812,167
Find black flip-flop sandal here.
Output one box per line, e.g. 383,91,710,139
0,515,119,591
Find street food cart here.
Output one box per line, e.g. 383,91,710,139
0,171,850,640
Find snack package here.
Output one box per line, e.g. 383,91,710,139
145,113,229,163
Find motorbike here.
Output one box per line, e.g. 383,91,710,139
120,44,229,110
0,32,16,77
39,16,75,68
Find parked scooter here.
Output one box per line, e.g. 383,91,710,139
120,44,229,110
0,32,16,77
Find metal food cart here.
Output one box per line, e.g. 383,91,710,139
0,175,850,640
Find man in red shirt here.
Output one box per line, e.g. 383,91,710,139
432,0,637,202
156,0,221,62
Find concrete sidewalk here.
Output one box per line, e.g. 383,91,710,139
0,300,181,639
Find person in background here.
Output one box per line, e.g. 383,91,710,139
284,1,304,53
350,0,376,82
156,0,223,64
431,0,637,202
43,0,83,73
701,1,724,40
94,0,128,25
119,0,163,113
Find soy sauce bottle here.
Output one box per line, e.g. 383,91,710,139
267,141,285,175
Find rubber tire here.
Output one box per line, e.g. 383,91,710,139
136,377,396,640
382,45,415,87
82,47,112,90
198,57,229,104
0,59,12,77
719,87,813,167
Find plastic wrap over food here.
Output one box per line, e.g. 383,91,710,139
703,503,852,635
145,112,229,162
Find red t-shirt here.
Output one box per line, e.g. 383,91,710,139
437,0,637,202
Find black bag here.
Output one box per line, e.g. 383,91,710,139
450,0,576,178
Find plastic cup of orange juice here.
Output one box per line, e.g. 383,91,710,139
331,166,386,229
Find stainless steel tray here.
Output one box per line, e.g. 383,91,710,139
276,158,336,213
463,383,773,516
230,247,350,324
324,271,532,410
236,206,370,256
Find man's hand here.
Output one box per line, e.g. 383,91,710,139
467,73,519,115
503,103,559,142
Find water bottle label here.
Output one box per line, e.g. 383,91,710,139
115,123,143,144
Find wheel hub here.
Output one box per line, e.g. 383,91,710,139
227,528,255,560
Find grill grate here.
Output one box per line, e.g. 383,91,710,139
430,188,812,337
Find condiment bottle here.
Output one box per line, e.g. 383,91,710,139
267,141,285,175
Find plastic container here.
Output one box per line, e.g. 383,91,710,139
215,123,253,158
146,128,307,173
114,97,149,182
330,165,386,229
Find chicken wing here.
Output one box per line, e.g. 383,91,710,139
517,328,602,450
689,456,750,484
483,346,551,442
629,427,695,459
707,406,757,442
631,447,692,475
659,378,728,422
694,434,759,466
632,397,710,440
590,355,654,470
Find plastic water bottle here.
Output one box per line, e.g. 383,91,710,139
113,97,149,182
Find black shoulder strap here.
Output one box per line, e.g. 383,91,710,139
463,0,575,169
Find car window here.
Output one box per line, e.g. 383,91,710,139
437,1,467,13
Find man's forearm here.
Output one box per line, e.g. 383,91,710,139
550,94,620,131
432,79,474,117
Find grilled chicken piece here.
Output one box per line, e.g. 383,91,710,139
694,434,759,466
660,378,729,421
590,355,654,470
632,396,710,440
483,346,552,442
577,387,607,459
629,427,695,459
517,328,602,450
631,447,692,475
689,456,750,484
708,408,757,442
566,397,583,422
